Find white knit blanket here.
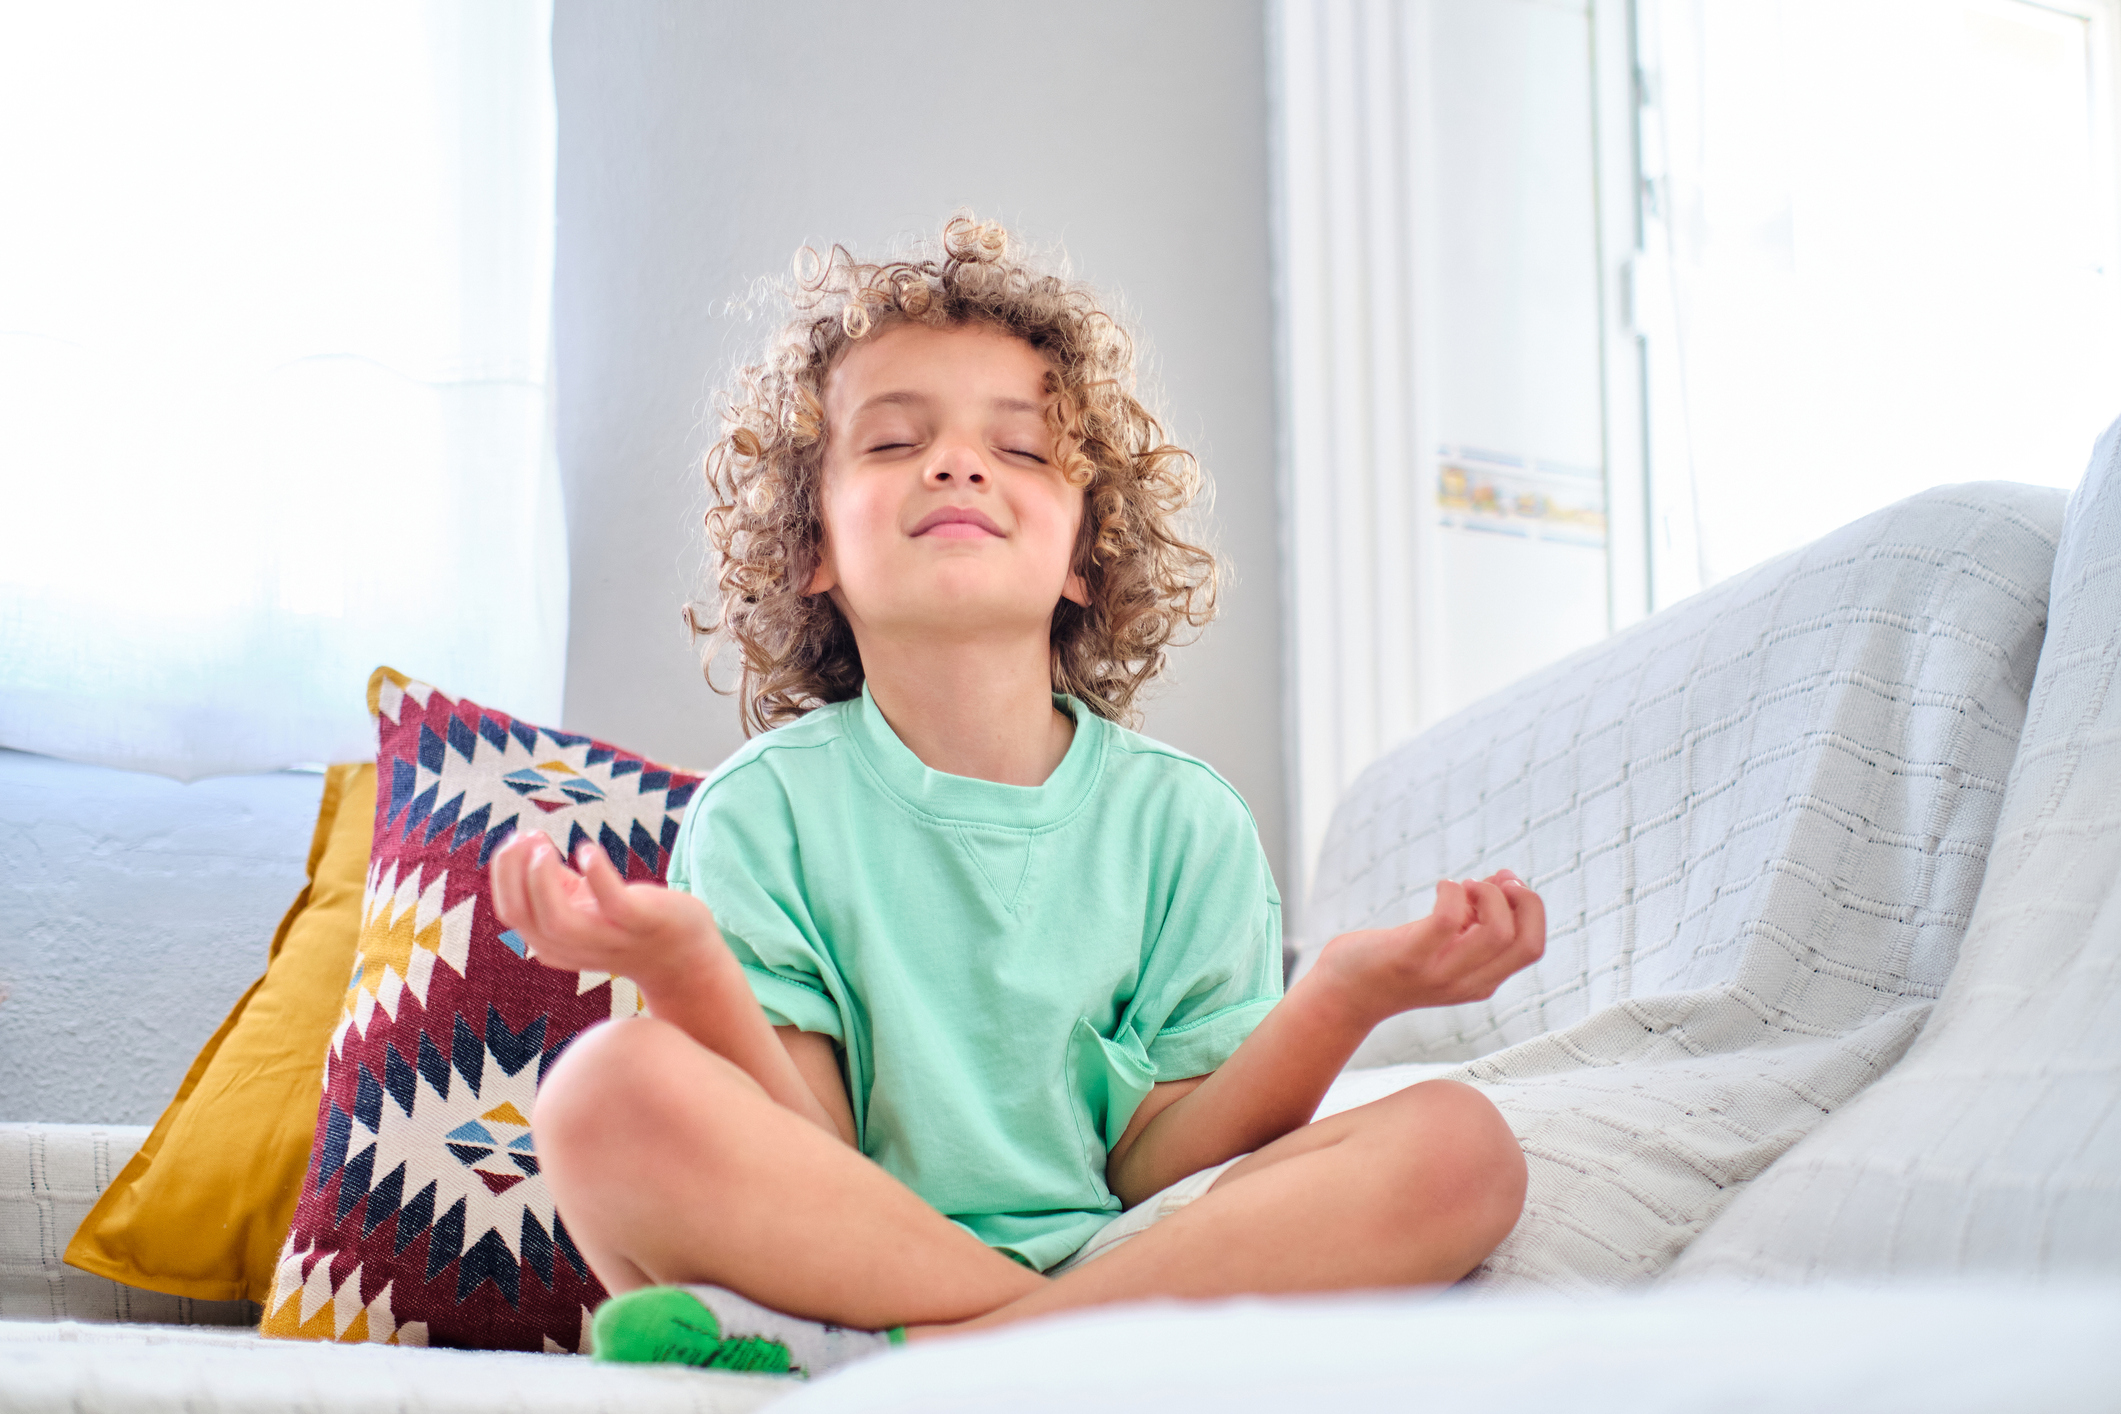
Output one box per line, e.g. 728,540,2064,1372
0,1321,780,1414
1,1125,782,1411
0,1124,250,1327
1298,482,2066,1292
1671,419,2121,1281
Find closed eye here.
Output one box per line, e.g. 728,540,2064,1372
1003,447,1048,463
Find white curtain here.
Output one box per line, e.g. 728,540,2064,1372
0,1,566,782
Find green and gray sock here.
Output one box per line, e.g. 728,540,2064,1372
591,1284,903,1378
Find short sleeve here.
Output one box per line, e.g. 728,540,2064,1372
1128,774,1285,1081
666,762,846,1042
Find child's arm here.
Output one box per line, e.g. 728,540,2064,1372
490,830,849,1142
1104,872,1544,1208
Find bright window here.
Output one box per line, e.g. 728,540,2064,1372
1637,0,2121,598
0,2,565,780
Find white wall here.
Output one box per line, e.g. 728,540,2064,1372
551,0,1290,894
1424,0,1610,712
1272,0,1615,915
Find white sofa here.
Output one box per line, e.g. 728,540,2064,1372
5,426,2119,1412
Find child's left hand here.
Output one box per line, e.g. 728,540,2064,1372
489,828,729,995
1309,871,1546,1025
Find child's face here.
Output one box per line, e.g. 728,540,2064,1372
809,321,1089,643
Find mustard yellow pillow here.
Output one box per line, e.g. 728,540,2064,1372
67,763,375,1304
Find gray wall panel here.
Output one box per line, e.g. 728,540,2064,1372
551,0,1289,891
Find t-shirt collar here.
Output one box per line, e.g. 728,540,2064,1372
850,681,1105,829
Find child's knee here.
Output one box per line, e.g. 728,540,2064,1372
534,1016,716,1156
1373,1080,1528,1223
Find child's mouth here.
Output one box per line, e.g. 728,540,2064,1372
912,508,1005,538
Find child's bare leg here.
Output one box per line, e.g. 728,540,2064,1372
535,1015,1044,1329
920,1080,1525,1337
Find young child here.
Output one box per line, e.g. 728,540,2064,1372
490,217,1543,1377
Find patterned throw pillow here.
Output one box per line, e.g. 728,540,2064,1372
260,668,703,1353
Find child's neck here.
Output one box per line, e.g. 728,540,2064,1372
860,633,1074,788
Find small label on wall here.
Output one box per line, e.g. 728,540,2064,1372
1437,446,1607,548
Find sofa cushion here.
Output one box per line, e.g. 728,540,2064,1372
65,766,373,1306
1669,420,2121,1281
0,749,325,1128
1300,483,2064,1291
259,669,703,1354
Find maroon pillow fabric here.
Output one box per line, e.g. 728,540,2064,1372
260,667,703,1352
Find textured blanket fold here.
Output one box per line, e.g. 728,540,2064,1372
1300,482,2066,1292
1670,419,2121,1283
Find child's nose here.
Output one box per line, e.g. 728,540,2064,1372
925,440,987,487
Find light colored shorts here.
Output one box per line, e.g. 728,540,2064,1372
1048,1153,1250,1275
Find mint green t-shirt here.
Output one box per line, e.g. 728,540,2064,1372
665,686,1283,1271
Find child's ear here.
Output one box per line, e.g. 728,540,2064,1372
1061,571,1090,607
804,534,837,595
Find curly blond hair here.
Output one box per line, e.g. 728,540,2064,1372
689,216,1219,735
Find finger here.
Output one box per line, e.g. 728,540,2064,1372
521,836,582,943
1435,889,1517,979
1431,879,1519,986
1463,878,1513,941
1430,879,1471,934
494,830,547,930
1503,880,1547,960
576,842,639,928
490,835,528,928
1454,888,1546,997
1456,879,1496,934
1419,880,1503,976
510,827,550,870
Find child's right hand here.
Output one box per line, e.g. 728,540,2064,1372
1308,869,1546,1025
489,828,725,992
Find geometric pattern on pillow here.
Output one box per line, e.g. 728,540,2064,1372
260,668,702,1353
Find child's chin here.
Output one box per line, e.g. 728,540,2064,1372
895,584,1067,632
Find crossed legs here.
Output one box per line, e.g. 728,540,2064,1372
534,1016,1528,1337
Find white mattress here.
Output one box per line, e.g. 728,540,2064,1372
771,1280,2121,1414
